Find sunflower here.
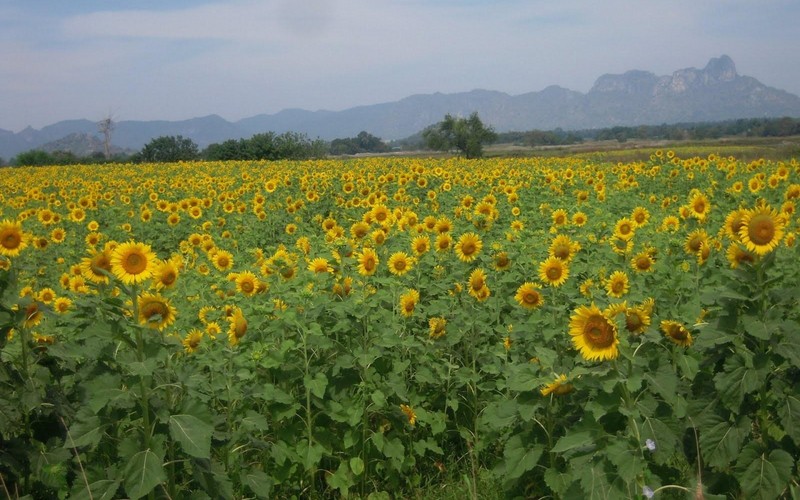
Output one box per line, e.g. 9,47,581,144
399,404,417,426
236,271,260,297
182,329,203,353
539,256,569,287
137,293,177,331
726,243,756,269
738,203,785,256
23,302,44,328
613,218,636,241
540,374,574,397
387,252,414,276
551,209,568,227
688,192,711,220
50,227,66,244
153,259,179,290
660,320,693,347
356,248,379,276
211,250,234,272
435,233,452,252
549,235,580,262
684,229,709,255
0,220,28,257
468,268,487,295
429,317,447,339
308,257,332,274
630,252,655,273
81,248,113,284
111,241,156,285
631,207,650,227
493,251,511,271
455,232,483,262
228,308,248,346
572,211,588,226
350,221,370,240
605,271,629,298
36,287,56,304
623,304,651,335
514,282,544,310
53,297,73,314
411,235,430,256
569,303,619,362
399,289,420,317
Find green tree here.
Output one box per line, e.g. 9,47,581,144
422,112,497,158
134,135,199,163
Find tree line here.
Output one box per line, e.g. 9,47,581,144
6,115,800,166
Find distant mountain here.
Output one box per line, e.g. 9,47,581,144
2,55,799,159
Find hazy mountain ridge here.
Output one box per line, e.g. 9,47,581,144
3,55,800,159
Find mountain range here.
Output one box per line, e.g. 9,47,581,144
2,55,800,159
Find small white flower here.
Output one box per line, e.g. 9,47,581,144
642,485,655,498
645,438,656,451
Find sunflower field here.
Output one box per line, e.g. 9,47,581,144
0,152,799,499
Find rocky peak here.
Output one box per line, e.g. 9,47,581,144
590,70,659,94
664,55,739,93
703,55,738,82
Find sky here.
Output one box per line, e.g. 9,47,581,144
2,0,800,132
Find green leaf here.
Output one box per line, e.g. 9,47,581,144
741,315,771,341
65,416,104,449
243,469,274,499
169,414,213,459
643,363,678,405
778,394,800,446
370,389,386,408
543,468,572,496
123,449,166,500
699,415,749,470
382,437,404,461
735,444,794,500
350,456,365,476
551,430,595,455
502,434,543,481
70,480,121,500
714,354,762,411
479,399,517,431
305,372,328,399
326,461,354,495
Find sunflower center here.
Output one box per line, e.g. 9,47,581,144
668,325,688,341
748,214,775,245
240,280,254,293
2,231,21,249
461,242,476,255
217,256,230,268
161,271,177,285
92,255,111,275
584,316,614,348
553,245,569,259
523,291,540,305
636,257,651,270
363,256,375,271
124,252,147,274
142,302,168,322
611,280,625,294
625,313,643,332
546,266,562,280
394,260,407,271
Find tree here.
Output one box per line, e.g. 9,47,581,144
422,112,497,158
329,131,389,155
97,114,115,160
134,135,199,163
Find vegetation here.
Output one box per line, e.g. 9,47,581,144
422,112,498,158
204,131,327,161
132,135,200,163
1,152,798,498
329,131,389,156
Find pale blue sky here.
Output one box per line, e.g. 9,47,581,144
2,0,799,131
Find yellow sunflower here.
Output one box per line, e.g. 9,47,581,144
137,293,177,331
356,248,379,276
411,235,431,256
613,218,636,241
738,203,785,256
387,252,414,276
211,250,234,272
455,232,483,262
153,259,179,290
399,404,417,426
81,248,113,284
0,220,28,257
182,329,203,353
556,234,581,261
660,320,693,347
228,308,248,346
623,304,651,335
540,374,574,397
428,317,447,339
514,282,544,310
684,229,709,255
726,243,756,269
630,251,655,273
493,251,511,271
111,241,156,285
539,256,569,287
605,271,629,298
236,271,260,297
569,303,619,362
688,192,711,221
399,289,420,317
435,233,452,252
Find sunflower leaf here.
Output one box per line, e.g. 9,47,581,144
123,449,165,500
169,414,212,459
735,443,794,500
